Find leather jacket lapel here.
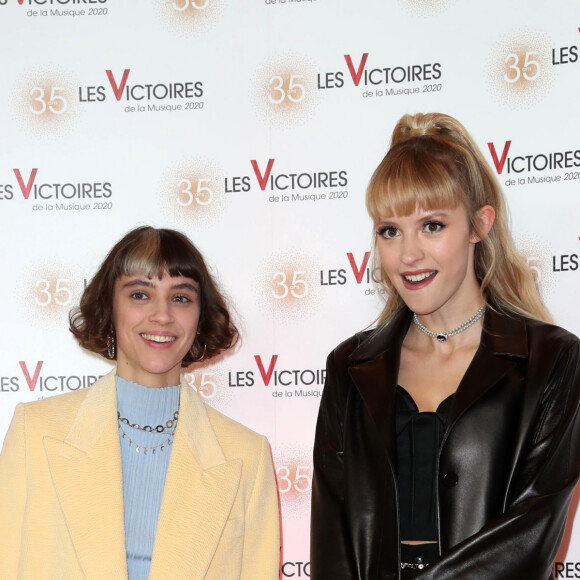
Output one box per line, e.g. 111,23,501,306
445,308,528,431
347,309,411,467
44,372,128,579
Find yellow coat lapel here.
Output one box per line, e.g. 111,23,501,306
43,372,128,579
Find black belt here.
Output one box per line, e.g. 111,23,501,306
401,559,429,570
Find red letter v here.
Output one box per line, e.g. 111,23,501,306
344,53,369,86
106,69,131,101
251,159,275,191
487,141,512,174
254,355,278,386
13,168,38,199
19,361,44,391
347,252,371,284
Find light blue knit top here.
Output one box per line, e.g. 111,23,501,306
116,376,181,580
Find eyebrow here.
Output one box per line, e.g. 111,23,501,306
121,279,199,292
172,282,199,293
376,211,449,225
416,212,448,222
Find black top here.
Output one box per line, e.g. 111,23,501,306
395,386,454,542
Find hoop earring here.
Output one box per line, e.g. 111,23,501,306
192,343,207,362
107,334,116,360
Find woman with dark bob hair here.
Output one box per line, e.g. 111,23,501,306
0,226,280,580
311,113,580,579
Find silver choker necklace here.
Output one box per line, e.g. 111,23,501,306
412,305,485,343
117,410,179,454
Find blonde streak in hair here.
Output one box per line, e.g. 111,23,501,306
121,230,162,279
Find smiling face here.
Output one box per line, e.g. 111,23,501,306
375,204,484,319
112,273,201,387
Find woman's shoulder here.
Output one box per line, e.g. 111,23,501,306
13,372,112,429
5,388,92,445
329,307,412,360
329,329,375,363
523,316,580,352
504,314,580,378
203,403,268,452
327,309,412,366
18,385,91,419
486,306,579,358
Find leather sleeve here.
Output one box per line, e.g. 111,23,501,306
310,343,357,580
416,340,580,580
0,404,27,579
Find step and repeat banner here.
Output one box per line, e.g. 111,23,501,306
1,1,579,577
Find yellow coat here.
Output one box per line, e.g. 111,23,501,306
0,370,280,580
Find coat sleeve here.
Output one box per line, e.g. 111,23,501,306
240,435,281,580
0,404,27,579
311,349,357,580
416,340,580,580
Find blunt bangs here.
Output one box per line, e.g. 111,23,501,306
117,228,203,282
366,139,465,221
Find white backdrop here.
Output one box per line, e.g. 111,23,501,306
1,1,579,577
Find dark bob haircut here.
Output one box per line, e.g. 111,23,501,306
69,226,238,365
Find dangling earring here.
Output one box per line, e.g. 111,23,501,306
107,333,116,360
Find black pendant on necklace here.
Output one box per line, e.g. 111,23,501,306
436,334,447,343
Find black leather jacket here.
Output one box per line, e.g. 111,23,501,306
311,307,580,580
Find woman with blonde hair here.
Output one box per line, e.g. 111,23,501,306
311,113,580,579
0,226,280,580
